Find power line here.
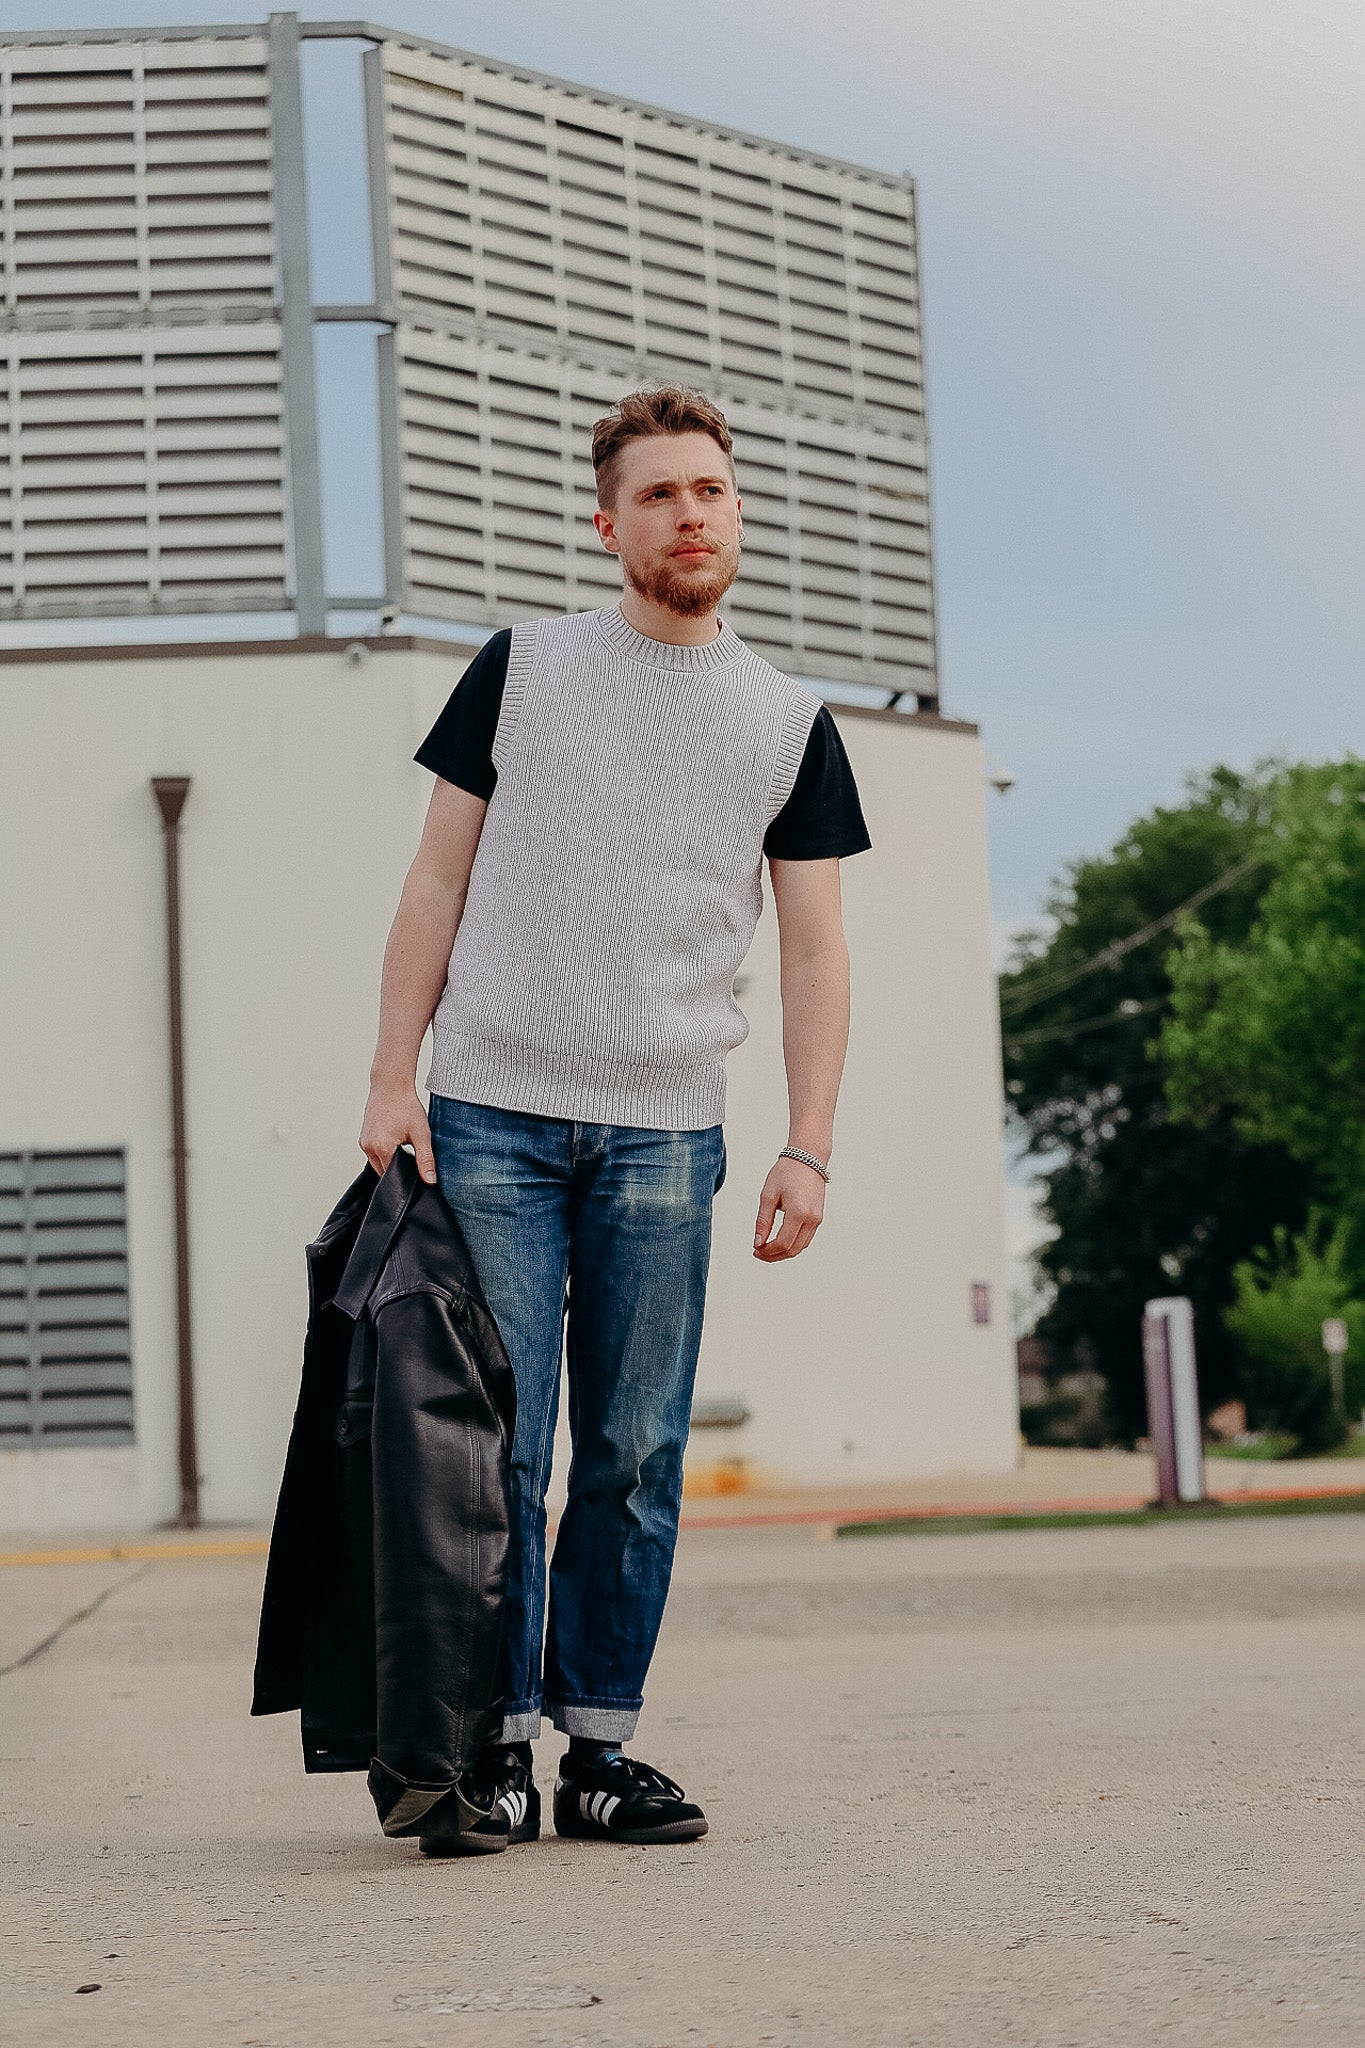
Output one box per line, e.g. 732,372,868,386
998,852,1265,1020
1003,993,1169,1052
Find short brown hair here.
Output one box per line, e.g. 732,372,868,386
591,386,734,506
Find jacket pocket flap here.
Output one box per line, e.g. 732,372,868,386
334,1395,373,1448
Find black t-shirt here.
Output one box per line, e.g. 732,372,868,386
415,628,872,861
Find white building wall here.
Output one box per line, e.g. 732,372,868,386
698,704,1017,1486
0,637,1014,1534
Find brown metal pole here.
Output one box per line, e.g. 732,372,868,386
152,776,199,1528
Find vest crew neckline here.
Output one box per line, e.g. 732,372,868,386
594,602,745,672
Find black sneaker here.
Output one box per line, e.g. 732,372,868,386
420,1745,540,1859
552,1749,708,1845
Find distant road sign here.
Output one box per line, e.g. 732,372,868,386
1322,1318,1349,1356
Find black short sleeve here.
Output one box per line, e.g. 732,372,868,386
413,629,512,800
763,706,872,860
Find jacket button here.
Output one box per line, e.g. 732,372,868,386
338,1417,349,1436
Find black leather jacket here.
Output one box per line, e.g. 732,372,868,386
251,1149,517,1789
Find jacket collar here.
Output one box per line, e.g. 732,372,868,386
332,1149,425,1321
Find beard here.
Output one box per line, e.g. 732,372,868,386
620,535,741,617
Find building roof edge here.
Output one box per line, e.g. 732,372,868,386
0,631,976,732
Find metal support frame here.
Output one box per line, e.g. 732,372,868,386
901,178,940,715
267,10,328,636
363,43,403,610
152,776,200,1529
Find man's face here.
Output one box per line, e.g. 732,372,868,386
593,431,742,618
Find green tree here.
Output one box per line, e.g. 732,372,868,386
1002,765,1317,1441
1224,1215,1365,1452
1162,760,1365,1286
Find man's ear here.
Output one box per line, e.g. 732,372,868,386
593,507,620,556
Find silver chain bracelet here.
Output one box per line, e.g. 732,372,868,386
779,1145,830,1183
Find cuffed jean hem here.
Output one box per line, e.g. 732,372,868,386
500,1706,543,1742
548,1700,643,1741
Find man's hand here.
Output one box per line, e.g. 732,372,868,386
360,1079,437,1185
753,1154,826,1261
360,778,487,1190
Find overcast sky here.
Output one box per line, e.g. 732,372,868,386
7,0,1363,943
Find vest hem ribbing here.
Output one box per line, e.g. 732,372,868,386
425,1028,727,1133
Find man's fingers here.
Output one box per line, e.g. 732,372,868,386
360,1131,399,1176
771,1212,805,1258
755,1160,827,1260
753,1204,822,1261
754,1210,808,1260
413,1119,438,1186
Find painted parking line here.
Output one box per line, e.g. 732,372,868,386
0,1537,272,1568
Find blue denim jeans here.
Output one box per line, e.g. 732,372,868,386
428,1093,726,1742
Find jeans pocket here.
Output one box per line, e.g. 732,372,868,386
713,1137,728,1196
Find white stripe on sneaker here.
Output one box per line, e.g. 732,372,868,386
600,1795,620,1825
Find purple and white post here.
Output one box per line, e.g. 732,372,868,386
1142,1296,1207,1507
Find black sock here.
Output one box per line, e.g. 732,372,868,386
567,1737,621,1767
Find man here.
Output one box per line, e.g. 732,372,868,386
360,386,870,1853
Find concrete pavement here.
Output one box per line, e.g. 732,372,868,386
4,1510,1365,2046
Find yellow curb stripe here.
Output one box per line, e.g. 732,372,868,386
0,1537,271,1568
6,1480,1365,1566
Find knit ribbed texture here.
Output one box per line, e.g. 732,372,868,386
425,605,821,1130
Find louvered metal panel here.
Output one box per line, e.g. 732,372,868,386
0,21,941,695
0,326,287,616
0,1150,135,1449
366,36,938,698
390,325,935,690
0,33,289,619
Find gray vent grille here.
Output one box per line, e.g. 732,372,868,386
0,1150,135,1449
378,51,924,423
1,38,276,318
0,35,289,620
0,22,940,694
371,40,937,696
393,327,934,688
0,327,288,618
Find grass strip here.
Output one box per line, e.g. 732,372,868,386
836,1492,1365,1540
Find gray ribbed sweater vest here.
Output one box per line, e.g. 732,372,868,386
424,604,821,1130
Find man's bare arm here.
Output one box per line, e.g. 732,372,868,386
752,856,851,1262
359,778,488,1183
